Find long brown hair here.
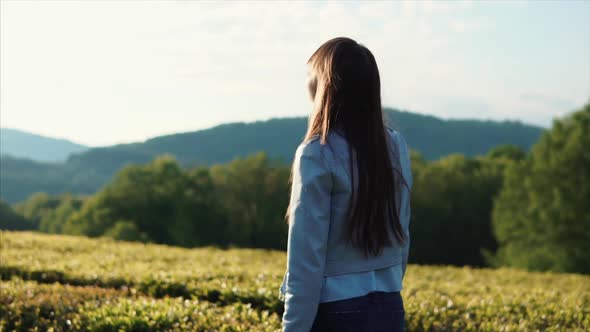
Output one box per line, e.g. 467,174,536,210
286,37,408,257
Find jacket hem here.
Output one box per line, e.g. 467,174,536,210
323,254,404,277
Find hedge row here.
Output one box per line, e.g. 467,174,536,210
0,278,281,332
1,231,589,331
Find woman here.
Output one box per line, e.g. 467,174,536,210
278,37,413,332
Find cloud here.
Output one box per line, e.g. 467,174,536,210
519,93,578,111
440,97,494,119
1,0,588,145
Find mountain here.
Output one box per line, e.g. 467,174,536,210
386,110,544,158
0,128,88,162
0,108,544,204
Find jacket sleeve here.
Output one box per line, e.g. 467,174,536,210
401,212,410,278
398,132,412,279
282,141,332,332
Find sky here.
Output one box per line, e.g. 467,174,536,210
1,0,589,147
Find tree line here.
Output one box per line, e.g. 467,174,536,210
1,104,588,274
1,108,543,205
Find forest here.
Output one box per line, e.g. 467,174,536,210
0,108,542,204
1,104,588,274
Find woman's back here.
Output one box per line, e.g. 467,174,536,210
280,126,412,332
322,126,411,267
319,126,412,298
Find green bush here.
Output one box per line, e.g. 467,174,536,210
0,278,281,332
103,220,150,242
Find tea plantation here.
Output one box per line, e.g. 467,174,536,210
0,231,588,331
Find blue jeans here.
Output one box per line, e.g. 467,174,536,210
310,291,405,332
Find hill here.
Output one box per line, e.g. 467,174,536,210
65,108,544,167
0,127,88,162
0,108,544,203
1,231,588,331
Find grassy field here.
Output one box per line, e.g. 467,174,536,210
1,231,589,331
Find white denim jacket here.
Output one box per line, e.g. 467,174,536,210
279,127,412,332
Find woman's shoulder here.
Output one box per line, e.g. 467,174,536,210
295,135,330,163
299,128,347,151
296,135,322,156
385,126,403,141
385,127,410,154
295,134,341,169
385,126,413,187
